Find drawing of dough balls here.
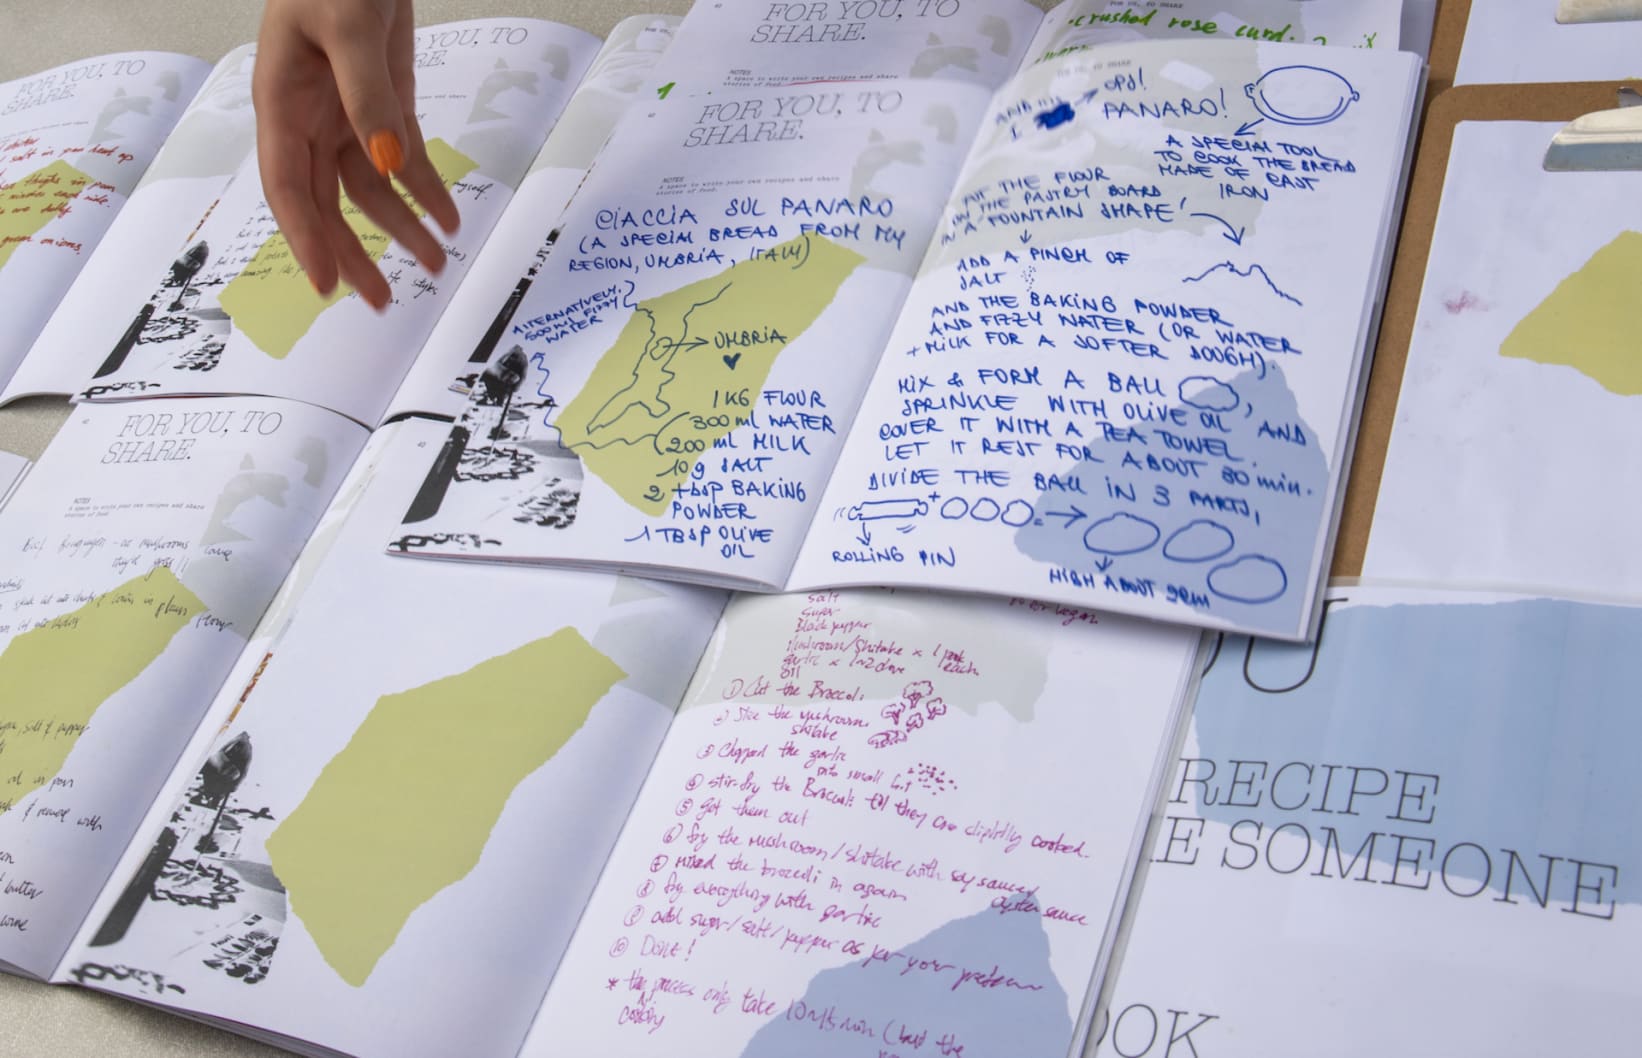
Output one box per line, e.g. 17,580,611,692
1208,555,1288,604
1083,512,1160,555
1178,376,1239,413
1163,520,1235,563
1244,65,1359,125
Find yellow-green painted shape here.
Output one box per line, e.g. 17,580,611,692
555,233,866,514
217,138,479,358
1501,230,1642,395
0,159,92,268
266,628,626,986
0,567,204,812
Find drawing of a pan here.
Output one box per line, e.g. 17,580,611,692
1245,65,1359,126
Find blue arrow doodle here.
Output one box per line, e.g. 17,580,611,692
1189,211,1246,246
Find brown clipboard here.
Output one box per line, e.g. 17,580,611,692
1330,0,1637,576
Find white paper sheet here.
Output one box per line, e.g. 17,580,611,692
1099,585,1642,1057
1456,0,1642,85
1365,121,1642,598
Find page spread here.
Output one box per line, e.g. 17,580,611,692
391,32,1421,641
78,19,601,426
2,44,258,405
0,51,210,391
0,397,363,977
65,418,729,1058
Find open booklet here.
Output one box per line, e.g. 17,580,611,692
1095,583,1642,1055
0,14,695,418
0,405,1201,1058
0,49,211,391
66,17,609,428
387,13,1422,642
0,15,668,408
0,1,1415,638
1,41,260,405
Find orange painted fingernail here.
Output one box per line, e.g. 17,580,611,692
368,130,404,176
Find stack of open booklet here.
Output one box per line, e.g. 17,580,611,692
8,2,1630,1056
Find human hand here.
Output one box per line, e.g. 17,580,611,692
252,0,460,310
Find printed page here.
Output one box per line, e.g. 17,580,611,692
1456,0,1642,85
3,45,257,404
387,78,992,587
1364,122,1642,598
0,397,363,979
792,39,1422,640
64,418,727,1058
1098,586,1642,1056
651,0,1046,93
44,423,436,1004
80,19,599,427
0,51,210,391
1025,0,1404,65
520,589,1199,1058
384,15,683,424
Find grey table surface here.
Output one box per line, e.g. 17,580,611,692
0,4,695,1054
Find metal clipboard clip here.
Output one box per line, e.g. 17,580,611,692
1545,86,1642,170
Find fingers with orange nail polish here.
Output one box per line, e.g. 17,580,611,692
368,130,404,177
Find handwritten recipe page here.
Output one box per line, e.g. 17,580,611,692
522,588,1198,1057
0,51,208,388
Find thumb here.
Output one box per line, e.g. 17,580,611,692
318,4,409,176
